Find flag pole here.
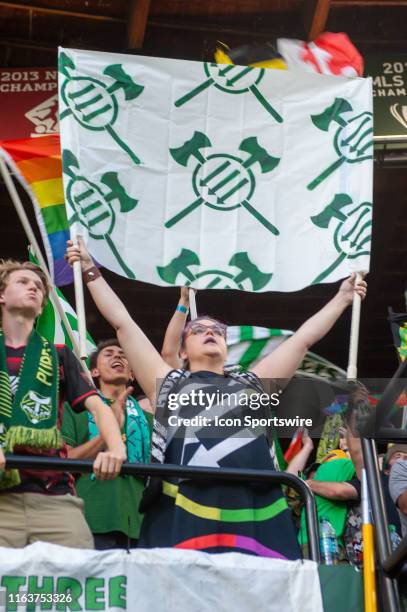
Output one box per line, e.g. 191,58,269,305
362,468,377,612
70,229,88,360
189,288,198,320
347,271,363,380
0,158,84,364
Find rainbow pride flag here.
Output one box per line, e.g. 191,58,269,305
0,135,72,286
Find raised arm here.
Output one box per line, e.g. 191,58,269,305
252,274,367,381
66,239,171,403
68,387,131,460
306,478,359,501
66,436,105,460
84,394,126,479
286,432,314,475
161,287,190,369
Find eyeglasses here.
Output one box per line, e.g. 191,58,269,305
187,323,227,338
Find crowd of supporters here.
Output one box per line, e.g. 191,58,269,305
0,248,406,566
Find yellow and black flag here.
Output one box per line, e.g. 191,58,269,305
388,308,407,362
214,42,287,70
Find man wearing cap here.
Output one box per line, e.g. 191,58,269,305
388,444,407,537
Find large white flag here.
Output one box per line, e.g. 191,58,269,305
58,47,373,292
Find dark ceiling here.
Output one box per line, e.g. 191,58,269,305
0,0,406,379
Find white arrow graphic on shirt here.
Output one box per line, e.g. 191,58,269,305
187,433,254,468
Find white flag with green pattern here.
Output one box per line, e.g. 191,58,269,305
226,326,347,382
58,47,373,292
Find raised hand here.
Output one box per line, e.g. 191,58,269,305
338,272,367,306
65,236,93,270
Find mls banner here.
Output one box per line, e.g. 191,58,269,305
58,48,373,292
0,542,323,612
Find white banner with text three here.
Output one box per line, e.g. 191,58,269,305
0,543,323,612
58,47,373,292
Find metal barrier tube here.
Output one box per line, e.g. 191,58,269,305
362,438,401,612
5,454,320,562
382,535,407,578
364,358,407,435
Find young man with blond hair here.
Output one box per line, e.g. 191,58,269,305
0,259,126,549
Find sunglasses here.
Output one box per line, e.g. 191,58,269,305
187,323,227,338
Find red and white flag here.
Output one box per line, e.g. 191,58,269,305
277,32,363,77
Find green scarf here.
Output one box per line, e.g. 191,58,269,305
88,393,150,464
0,329,61,488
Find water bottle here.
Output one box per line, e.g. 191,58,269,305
389,524,402,551
320,517,340,565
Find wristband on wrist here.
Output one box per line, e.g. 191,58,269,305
82,265,101,283
176,304,188,314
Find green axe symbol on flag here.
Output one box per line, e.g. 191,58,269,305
166,131,280,235
175,62,283,123
157,249,272,291
62,149,138,279
311,193,372,283
307,98,373,190
59,52,144,165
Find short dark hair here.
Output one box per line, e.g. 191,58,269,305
89,339,121,372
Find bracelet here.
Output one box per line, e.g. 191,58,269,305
176,304,188,314
82,266,101,283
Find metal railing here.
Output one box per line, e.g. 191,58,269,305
360,357,407,612
4,454,320,563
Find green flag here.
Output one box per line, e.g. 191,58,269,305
226,325,346,382
29,250,96,355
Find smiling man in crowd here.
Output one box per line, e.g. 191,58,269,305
62,339,154,549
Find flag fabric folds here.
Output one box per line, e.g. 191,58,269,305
277,32,364,77
36,285,96,355
58,47,373,292
27,249,96,354
226,325,347,382
0,135,72,286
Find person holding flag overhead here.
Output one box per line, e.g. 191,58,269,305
0,259,126,549
66,238,366,559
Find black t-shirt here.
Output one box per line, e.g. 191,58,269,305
4,343,98,495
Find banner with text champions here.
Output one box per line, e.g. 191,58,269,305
58,47,373,292
0,67,58,140
0,542,323,612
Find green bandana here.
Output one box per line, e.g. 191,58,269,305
0,329,61,488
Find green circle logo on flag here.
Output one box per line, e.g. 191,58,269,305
166,131,280,235
204,62,264,94
175,63,283,123
193,154,255,210
59,52,145,166
157,249,272,291
307,98,373,190
311,193,372,283
62,149,138,279
61,76,118,130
